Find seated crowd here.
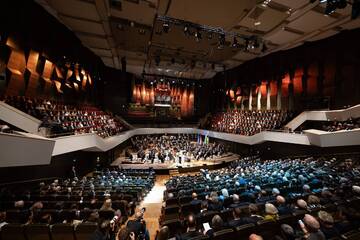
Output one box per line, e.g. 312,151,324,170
208,110,292,136
2,95,127,138
129,134,226,163
320,118,360,132
0,168,155,240
159,156,360,240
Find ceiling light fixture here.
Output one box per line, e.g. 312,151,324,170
254,21,261,26
194,29,202,42
183,25,190,36
162,22,170,33
156,15,264,53
262,0,271,7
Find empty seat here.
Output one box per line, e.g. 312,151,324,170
24,224,51,240
5,210,29,224
166,197,178,206
256,219,280,239
341,229,360,240
188,235,210,240
181,203,196,217
75,222,98,240
51,223,75,240
219,209,233,222
0,224,26,240
235,223,256,240
99,210,115,220
161,219,183,238
179,196,192,204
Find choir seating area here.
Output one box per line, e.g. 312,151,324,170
207,110,293,136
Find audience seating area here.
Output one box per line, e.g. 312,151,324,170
299,118,360,132
2,96,128,138
0,168,155,240
207,110,292,136
160,156,360,239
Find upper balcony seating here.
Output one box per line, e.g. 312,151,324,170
1,96,128,138
299,117,360,132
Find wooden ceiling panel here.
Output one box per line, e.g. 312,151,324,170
307,29,339,42
101,57,114,67
271,0,309,10
167,0,254,29
239,7,289,33
287,11,337,33
78,35,110,49
109,0,156,26
90,48,113,58
49,0,100,21
264,28,302,45
61,16,105,35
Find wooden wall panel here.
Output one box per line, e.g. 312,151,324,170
7,50,26,75
26,50,39,74
6,73,24,96
307,63,318,95
25,73,40,97
293,68,303,95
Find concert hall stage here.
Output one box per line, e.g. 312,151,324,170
111,153,239,174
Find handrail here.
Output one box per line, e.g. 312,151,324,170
0,101,41,133
285,104,360,131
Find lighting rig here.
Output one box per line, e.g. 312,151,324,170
157,15,266,52
310,0,360,18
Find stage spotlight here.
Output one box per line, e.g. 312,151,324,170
208,33,213,40
245,39,250,50
232,37,239,48
195,29,202,42
352,0,360,19
218,34,225,49
183,25,190,36
162,22,170,33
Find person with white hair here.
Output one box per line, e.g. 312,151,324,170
352,185,360,195
300,214,326,240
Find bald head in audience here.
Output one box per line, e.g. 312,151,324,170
249,233,263,240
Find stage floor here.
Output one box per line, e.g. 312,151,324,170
111,153,239,171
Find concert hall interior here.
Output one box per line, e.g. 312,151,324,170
1,0,360,240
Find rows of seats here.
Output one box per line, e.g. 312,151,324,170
0,222,97,240
2,95,128,138
159,155,360,239
206,110,292,136
0,168,155,229
299,118,360,132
